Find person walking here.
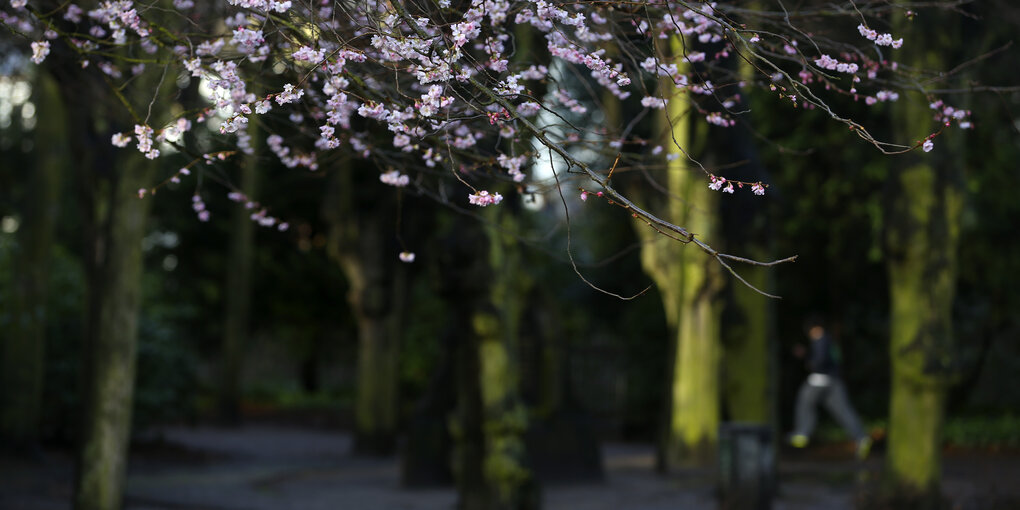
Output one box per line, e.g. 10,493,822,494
789,319,872,459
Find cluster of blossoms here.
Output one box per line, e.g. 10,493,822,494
133,124,159,160
497,154,528,183
380,170,411,187
641,96,665,109
709,175,736,194
267,134,317,170
468,191,503,207
169,167,191,184
4,0,966,265
858,25,903,48
705,112,736,127
707,176,766,196
191,195,210,222
814,55,860,75
225,0,292,12
865,90,900,105
930,100,972,130
226,191,288,230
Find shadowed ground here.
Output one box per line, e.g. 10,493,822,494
3,425,1018,509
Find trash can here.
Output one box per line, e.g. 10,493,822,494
718,422,774,510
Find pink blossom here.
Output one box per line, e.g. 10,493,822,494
380,170,410,187
111,133,131,147
641,96,664,109
30,41,50,64
468,191,504,207
709,176,725,191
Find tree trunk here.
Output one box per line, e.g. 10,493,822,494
74,152,153,510
218,135,259,425
50,48,162,508
882,15,964,508
350,281,401,454
446,213,538,510
666,191,723,467
722,49,775,427
884,162,961,507
624,36,723,469
479,211,539,509
0,73,64,448
324,165,403,455
473,306,539,510
441,216,491,507
722,264,771,424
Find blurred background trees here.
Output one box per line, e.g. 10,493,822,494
1,2,1019,510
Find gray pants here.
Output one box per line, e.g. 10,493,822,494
793,375,865,441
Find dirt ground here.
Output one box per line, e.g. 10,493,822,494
2,425,1018,510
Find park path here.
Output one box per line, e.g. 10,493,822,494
6,425,1014,509
121,425,855,510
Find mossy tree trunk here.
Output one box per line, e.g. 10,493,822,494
480,209,539,509
619,36,723,470
0,73,64,448
447,212,538,510
218,137,259,425
882,15,964,509
73,150,154,510
47,40,164,507
663,177,723,467
442,215,490,507
722,263,771,425
884,159,961,506
324,163,404,455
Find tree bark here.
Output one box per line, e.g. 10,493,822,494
722,264,771,424
0,73,64,448
479,210,539,509
324,164,403,455
47,45,161,508
441,217,491,507
74,152,153,510
445,214,538,510
218,134,259,425
722,48,775,428
882,14,964,508
623,36,724,469
884,162,961,507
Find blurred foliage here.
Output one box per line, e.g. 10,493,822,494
133,269,201,432
400,275,447,404
815,415,1020,450
245,386,351,410
943,415,1020,449
37,244,86,443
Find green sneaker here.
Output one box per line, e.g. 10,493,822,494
790,434,809,448
856,437,872,460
